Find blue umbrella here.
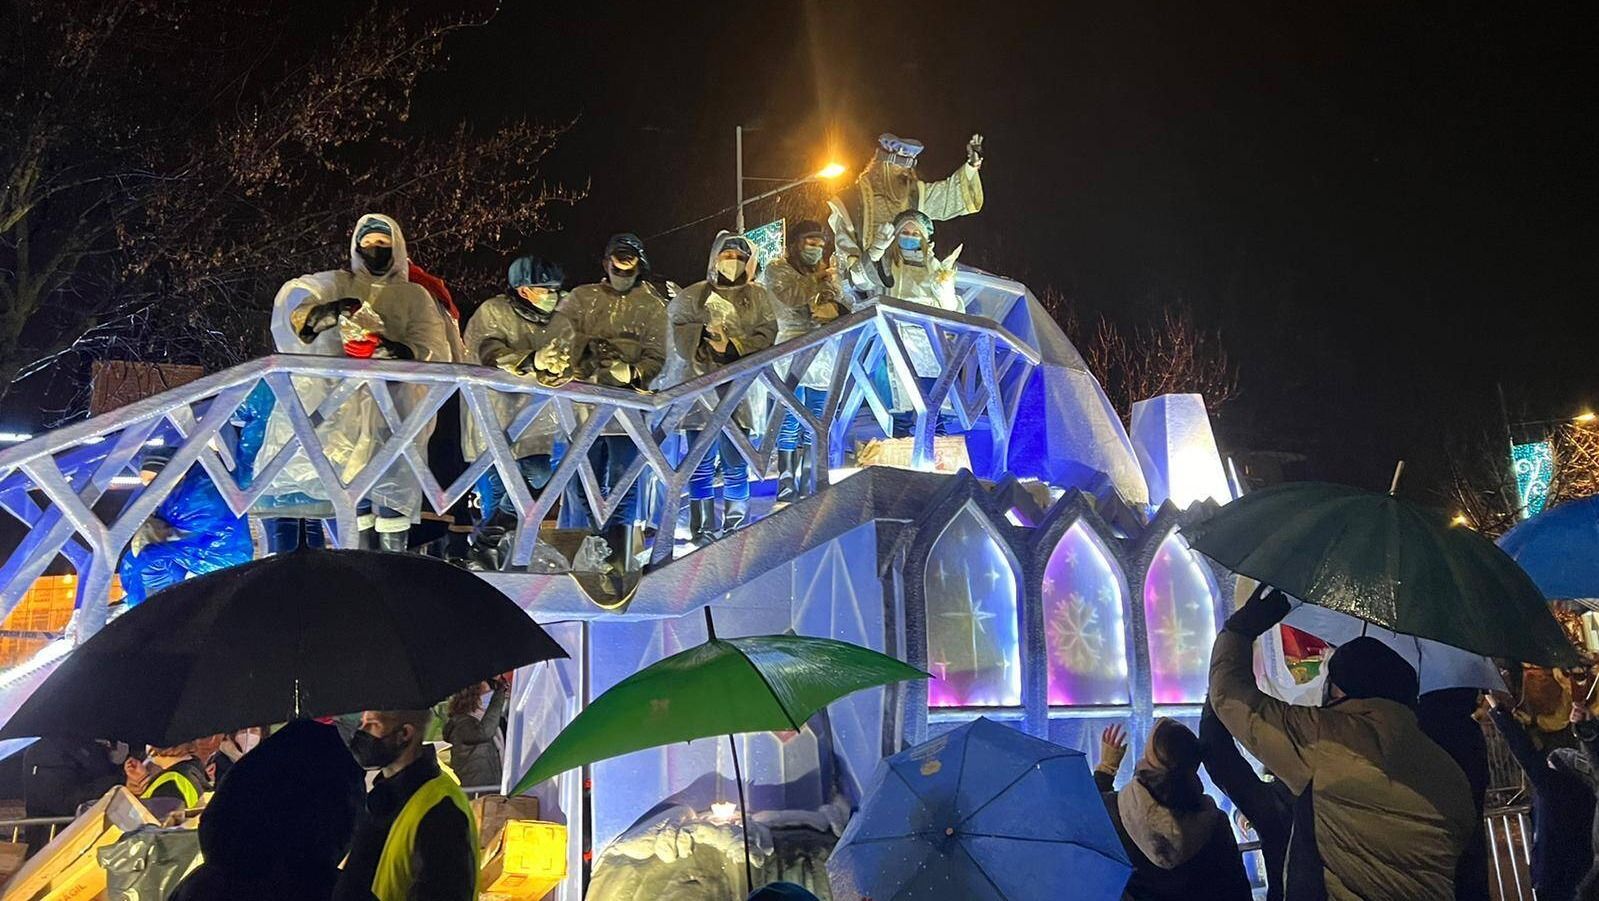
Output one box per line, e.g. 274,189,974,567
1499,495,1599,600
827,717,1131,901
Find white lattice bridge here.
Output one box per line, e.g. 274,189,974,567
0,273,1115,640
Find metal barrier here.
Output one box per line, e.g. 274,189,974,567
1485,803,1534,901
1233,805,1535,900
0,814,72,844
0,296,1039,639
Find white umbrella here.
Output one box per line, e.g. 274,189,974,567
1284,601,1504,695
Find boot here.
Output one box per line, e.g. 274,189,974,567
796,447,813,498
378,529,409,553
720,497,749,535
775,449,800,507
688,498,717,548
466,510,516,571
602,523,641,574
356,528,378,551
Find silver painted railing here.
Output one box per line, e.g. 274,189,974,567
0,297,1039,639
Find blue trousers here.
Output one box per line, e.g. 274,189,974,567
480,454,555,518
777,386,828,452
265,518,325,553
687,433,749,501
593,436,640,528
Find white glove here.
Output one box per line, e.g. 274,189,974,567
533,341,571,374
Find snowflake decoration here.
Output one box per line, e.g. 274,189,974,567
1047,591,1106,673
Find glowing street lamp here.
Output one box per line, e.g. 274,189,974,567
734,124,848,231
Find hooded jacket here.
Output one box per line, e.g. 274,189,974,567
461,291,564,459
545,272,668,391
169,721,364,901
761,232,850,391
259,214,451,517
1096,736,1252,901
1210,630,1477,900
659,231,779,390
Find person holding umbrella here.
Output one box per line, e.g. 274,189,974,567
334,708,477,901
1210,586,1477,900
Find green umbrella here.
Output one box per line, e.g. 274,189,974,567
511,610,926,891
1184,480,1579,667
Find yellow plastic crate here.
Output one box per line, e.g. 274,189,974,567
479,820,567,900
0,575,124,668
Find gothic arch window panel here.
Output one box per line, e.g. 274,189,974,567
1144,532,1219,704
923,504,1022,707
1043,522,1131,706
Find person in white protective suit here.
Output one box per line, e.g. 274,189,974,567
537,233,669,574
869,209,965,437
827,132,983,299
760,219,849,506
662,232,779,545
259,214,451,551
460,255,568,571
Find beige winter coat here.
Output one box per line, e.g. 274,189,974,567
1209,630,1477,900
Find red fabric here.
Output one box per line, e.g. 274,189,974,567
1280,624,1331,661
408,261,458,322
343,336,379,358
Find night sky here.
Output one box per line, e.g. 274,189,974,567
433,1,1599,498
24,2,1599,501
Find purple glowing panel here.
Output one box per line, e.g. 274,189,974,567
924,505,1022,707
1144,533,1218,704
1043,523,1131,706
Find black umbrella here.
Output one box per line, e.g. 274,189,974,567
0,548,567,746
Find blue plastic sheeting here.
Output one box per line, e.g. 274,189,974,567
1498,494,1599,600
117,468,254,606
977,276,1146,509
828,717,1131,901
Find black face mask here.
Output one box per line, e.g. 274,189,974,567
358,245,393,276
349,728,404,770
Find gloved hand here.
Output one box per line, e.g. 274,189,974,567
1094,723,1128,778
811,299,845,323
967,133,984,169
868,223,896,261
368,337,414,360
533,340,571,376
300,297,362,339
1224,583,1292,639
605,360,635,386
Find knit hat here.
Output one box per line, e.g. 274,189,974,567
1327,636,1421,707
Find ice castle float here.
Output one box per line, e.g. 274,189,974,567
0,267,1240,898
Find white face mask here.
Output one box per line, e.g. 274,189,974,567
715,258,744,282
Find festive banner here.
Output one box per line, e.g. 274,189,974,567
1512,439,1554,519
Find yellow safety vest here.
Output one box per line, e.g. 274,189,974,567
370,771,479,901
141,769,201,808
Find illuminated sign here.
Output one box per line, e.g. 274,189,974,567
1512,440,1554,519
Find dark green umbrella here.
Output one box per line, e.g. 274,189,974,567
1184,480,1579,666
511,610,926,890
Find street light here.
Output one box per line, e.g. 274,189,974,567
734,125,847,232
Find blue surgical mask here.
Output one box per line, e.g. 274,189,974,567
798,246,824,266
897,235,922,252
